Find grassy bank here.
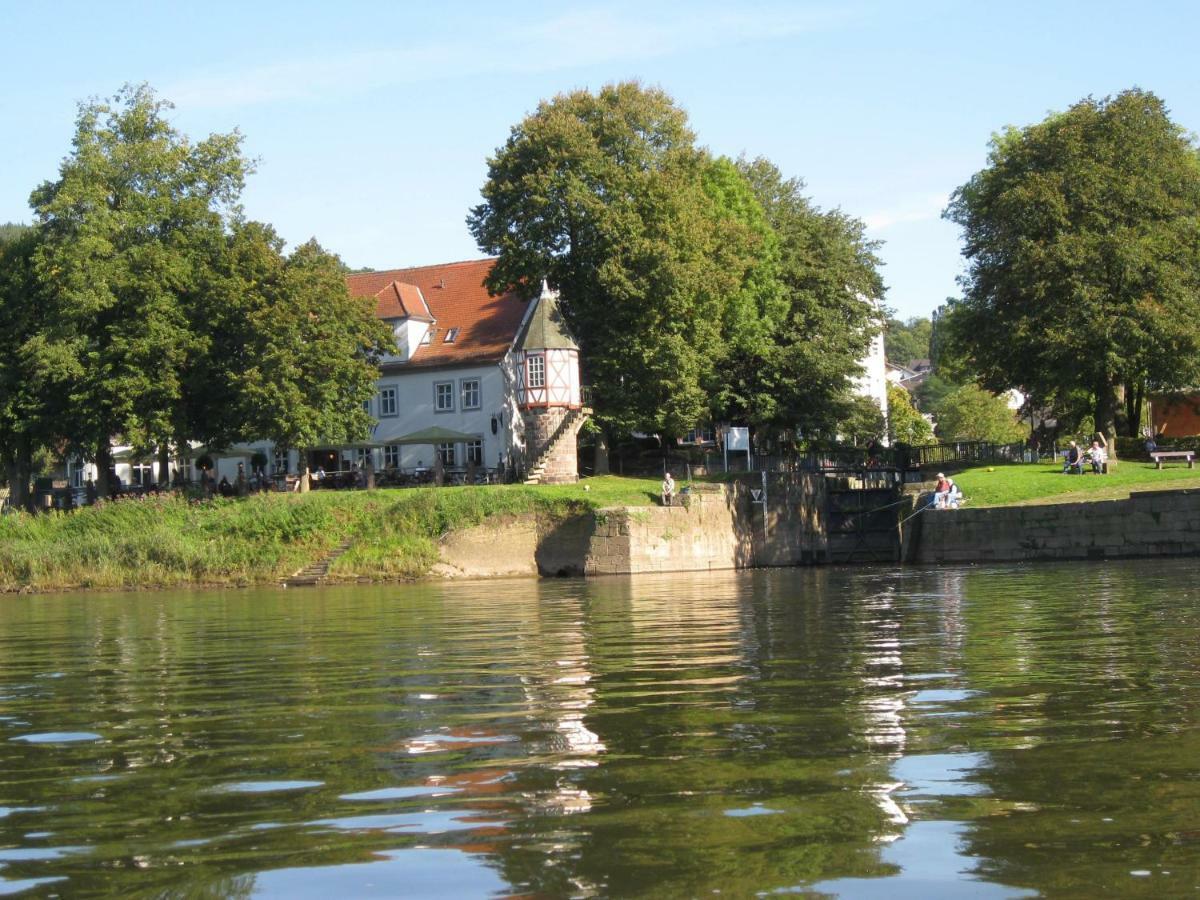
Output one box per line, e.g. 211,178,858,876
953,459,1200,508
0,476,659,592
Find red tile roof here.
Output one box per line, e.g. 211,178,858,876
373,281,434,321
347,258,528,369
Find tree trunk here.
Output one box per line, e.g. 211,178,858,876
96,440,114,499
16,434,34,512
1094,379,1119,442
158,442,172,486
4,448,20,512
594,432,610,475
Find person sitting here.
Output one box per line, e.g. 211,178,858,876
933,472,951,509
946,479,963,509
1088,440,1107,474
1062,441,1083,474
661,471,676,507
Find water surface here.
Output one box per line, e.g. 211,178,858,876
1,560,1198,896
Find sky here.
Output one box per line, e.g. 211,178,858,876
2,0,1198,320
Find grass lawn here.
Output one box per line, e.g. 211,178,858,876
953,459,1200,508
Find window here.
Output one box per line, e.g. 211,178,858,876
684,427,715,444
355,448,370,467
362,398,372,416
70,462,83,489
273,449,289,474
420,329,432,344
527,354,545,388
383,445,400,469
461,378,481,410
131,463,154,487
443,327,460,343
465,439,484,466
434,381,454,412
379,386,398,417
437,442,456,467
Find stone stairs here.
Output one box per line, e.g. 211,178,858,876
524,407,591,484
283,540,354,588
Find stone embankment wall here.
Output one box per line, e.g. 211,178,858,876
914,488,1200,564
436,474,832,578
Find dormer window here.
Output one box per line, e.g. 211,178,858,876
443,327,460,343
420,330,432,345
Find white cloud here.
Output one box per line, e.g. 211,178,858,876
164,4,858,109
863,193,949,231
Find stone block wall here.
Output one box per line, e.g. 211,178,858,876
915,488,1200,564
524,407,578,483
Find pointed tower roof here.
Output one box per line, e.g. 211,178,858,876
517,281,579,351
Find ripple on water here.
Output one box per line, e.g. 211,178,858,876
311,809,505,834
10,732,101,744
339,786,462,802
724,803,783,817
214,780,324,794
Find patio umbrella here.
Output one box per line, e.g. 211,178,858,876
384,426,480,445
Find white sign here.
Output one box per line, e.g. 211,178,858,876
751,489,763,502
726,427,750,452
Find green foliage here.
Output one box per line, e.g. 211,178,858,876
839,395,887,445
469,83,882,439
944,88,1200,438
30,84,252,472
935,384,1026,443
884,316,932,367
469,82,727,436
238,239,392,453
887,383,934,444
736,157,883,436
913,373,961,412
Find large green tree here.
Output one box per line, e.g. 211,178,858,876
935,384,1026,443
736,157,883,440
30,84,251,495
468,82,764,437
237,238,392,488
887,383,934,445
944,89,1200,438
884,316,932,367
0,227,77,508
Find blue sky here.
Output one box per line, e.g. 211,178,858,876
3,1,1197,319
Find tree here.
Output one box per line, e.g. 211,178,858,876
237,238,392,489
0,227,75,508
735,157,883,438
887,383,934,445
935,384,1026,443
30,84,252,496
469,82,765,437
944,89,1200,438
884,316,932,367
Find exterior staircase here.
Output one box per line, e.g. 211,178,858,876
524,407,591,484
283,539,353,587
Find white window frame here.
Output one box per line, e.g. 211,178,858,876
527,354,546,388
434,381,454,413
437,442,456,467
379,386,398,417
383,445,400,469
273,449,289,474
461,378,481,410
465,439,484,466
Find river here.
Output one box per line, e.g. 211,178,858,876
1,560,1197,897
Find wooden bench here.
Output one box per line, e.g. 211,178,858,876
1151,450,1195,469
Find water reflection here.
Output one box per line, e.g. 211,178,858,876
0,560,1196,895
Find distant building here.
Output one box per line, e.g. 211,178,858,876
1150,392,1200,437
